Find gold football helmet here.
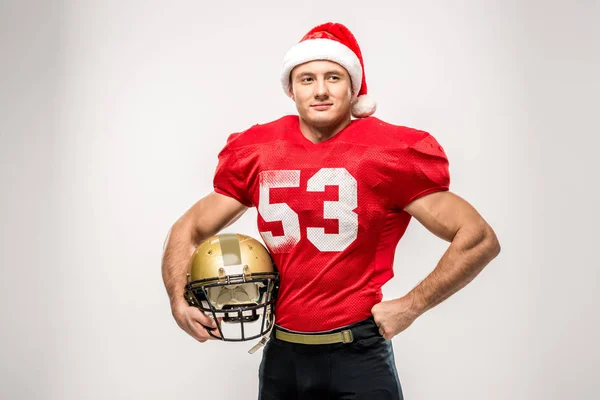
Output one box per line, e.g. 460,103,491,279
184,233,279,342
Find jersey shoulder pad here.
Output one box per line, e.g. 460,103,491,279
363,117,433,149
225,115,296,149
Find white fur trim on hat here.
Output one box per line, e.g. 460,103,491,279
281,39,363,97
352,94,377,118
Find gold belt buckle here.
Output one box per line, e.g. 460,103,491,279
341,329,354,344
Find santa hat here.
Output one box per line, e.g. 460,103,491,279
281,22,376,118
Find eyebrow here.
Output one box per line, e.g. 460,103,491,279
295,70,344,79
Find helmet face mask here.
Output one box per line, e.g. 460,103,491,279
184,234,279,342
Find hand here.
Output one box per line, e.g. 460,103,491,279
371,296,421,340
171,300,222,343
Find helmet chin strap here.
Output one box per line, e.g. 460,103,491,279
247,314,275,354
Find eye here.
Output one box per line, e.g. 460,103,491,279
328,75,341,81
301,77,313,83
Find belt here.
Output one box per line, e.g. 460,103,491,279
275,328,354,345
273,317,379,345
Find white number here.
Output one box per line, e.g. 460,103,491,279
258,168,358,253
258,170,301,251
306,168,358,252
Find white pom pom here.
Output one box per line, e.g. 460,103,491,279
351,94,377,118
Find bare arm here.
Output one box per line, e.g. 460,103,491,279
373,190,501,339
403,190,501,316
161,191,248,342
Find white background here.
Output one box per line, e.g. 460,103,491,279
1,0,598,399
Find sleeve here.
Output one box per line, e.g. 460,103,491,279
392,132,450,210
213,142,253,207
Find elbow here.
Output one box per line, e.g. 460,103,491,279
456,221,501,260
483,224,501,259
170,217,188,237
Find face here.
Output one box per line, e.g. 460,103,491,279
289,60,353,129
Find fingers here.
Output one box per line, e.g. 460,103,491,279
208,317,224,338
374,317,390,340
174,303,223,343
206,322,223,339
372,309,383,335
188,320,219,342
371,303,392,340
375,320,386,338
189,307,218,329
189,312,222,342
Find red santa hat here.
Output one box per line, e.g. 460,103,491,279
281,22,377,118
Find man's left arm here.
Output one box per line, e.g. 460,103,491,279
371,190,501,339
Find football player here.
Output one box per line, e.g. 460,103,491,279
162,22,501,399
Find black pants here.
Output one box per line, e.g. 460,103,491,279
258,317,404,400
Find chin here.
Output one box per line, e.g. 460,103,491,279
306,116,337,128
303,111,341,127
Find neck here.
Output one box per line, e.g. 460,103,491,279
298,114,352,143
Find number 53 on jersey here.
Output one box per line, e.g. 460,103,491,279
258,168,359,253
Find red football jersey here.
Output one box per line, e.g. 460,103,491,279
213,115,450,332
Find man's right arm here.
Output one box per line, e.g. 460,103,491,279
161,191,248,342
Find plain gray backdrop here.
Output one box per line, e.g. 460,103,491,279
1,0,598,399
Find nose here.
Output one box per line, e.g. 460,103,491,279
314,77,329,99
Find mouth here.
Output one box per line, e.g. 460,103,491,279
311,103,333,111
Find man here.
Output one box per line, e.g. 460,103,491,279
162,22,501,399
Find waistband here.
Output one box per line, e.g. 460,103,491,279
273,317,379,345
